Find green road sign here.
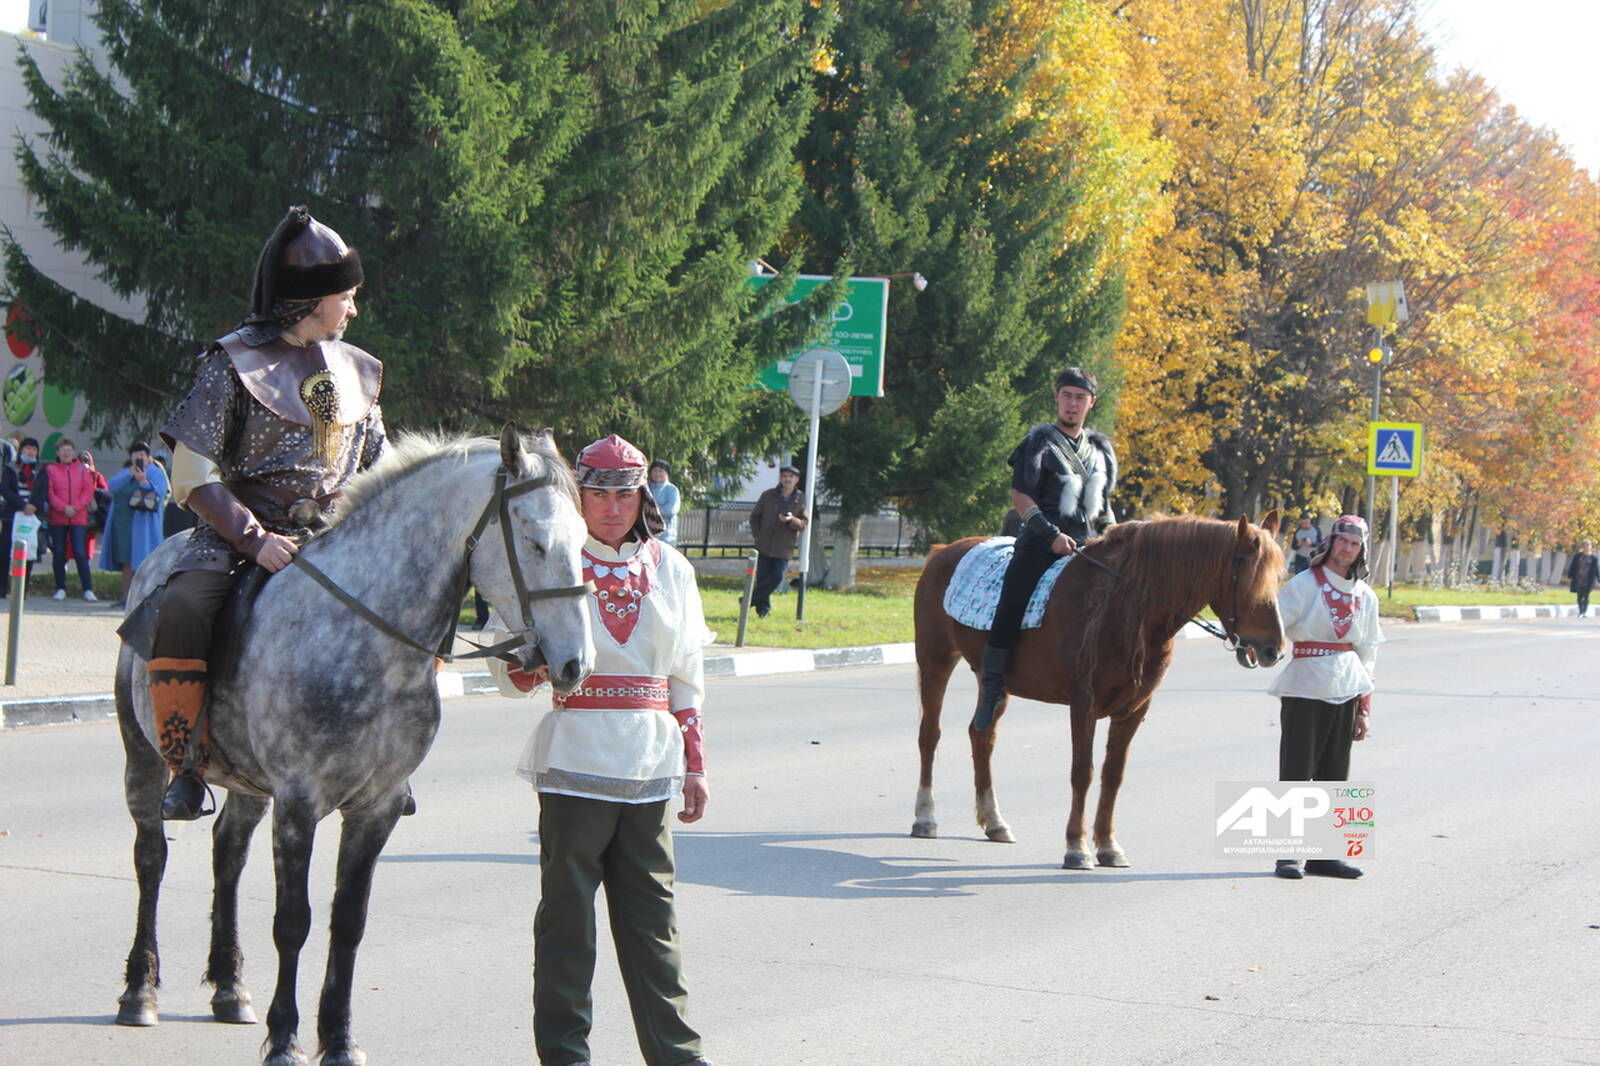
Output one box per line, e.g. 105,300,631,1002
750,274,887,397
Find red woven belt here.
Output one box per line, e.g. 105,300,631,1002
553,673,670,711
1293,641,1354,659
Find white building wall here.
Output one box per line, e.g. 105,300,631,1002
3,1,144,455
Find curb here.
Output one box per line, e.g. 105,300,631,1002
1412,603,1585,622
2,640,922,731
11,603,1582,729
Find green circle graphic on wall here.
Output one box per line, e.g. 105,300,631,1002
42,430,63,460
5,364,38,426
43,382,77,427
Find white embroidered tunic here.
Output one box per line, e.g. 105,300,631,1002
518,536,713,802
1267,565,1384,703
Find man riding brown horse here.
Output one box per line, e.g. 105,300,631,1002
149,206,387,820
975,366,1117,730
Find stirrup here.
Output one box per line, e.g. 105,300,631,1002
161,773,216,821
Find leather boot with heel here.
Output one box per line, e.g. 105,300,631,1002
971,644,1012,731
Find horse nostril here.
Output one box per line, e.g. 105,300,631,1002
553,659,586,689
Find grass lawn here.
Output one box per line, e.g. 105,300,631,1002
1367,582,1577,619
700,565,919,648
697,562,1577,646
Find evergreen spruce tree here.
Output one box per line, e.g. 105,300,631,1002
787,0,1125,555
3,0,826,482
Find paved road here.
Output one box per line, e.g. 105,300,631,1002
2,619,1598,1065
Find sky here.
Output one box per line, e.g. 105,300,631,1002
2,0,1595,174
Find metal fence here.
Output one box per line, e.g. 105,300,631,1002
675,502,921,557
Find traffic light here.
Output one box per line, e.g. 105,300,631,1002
1367,343,1392,366
1367,346,1385,364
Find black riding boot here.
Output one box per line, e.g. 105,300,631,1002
161,772,211,821
971,645,1012,731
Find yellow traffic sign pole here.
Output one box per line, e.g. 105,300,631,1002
1365,327,1384,527
1388,474,1399,598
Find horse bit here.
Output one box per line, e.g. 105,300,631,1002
290,467,593,665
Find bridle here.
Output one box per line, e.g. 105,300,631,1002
1069,544,1251,649
291,466,593,664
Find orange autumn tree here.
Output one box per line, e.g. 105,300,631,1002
1104,0,1598,534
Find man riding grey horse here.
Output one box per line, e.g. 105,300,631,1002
974,366,1117,730
149,205,386,820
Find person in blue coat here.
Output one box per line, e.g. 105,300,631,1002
99,441,170,601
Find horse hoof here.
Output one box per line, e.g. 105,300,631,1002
212,989,257,1024
984,826,1015,843
264,1039,310,1066
320,1046,367,1066
1096,848,1130,868
115,998,158,1027
1061,850,1094,871
910,821,938,838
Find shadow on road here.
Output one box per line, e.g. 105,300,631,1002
671,831,1270,898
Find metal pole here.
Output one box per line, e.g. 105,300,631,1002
1365,327,1382,524
1387,475,1399,597
6,538,27,685
735,549,757,647
795,359,825,621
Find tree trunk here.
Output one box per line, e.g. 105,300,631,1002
823,515,862,590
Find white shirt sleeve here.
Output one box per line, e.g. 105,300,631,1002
169,442,223,508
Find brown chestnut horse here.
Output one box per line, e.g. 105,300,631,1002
911,512,1285,869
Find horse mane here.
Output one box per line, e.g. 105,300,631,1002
329,430,579,527
1074,515,1284,685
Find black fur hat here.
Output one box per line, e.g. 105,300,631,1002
246,205,364,322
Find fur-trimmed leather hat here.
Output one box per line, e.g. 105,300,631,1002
575,434,666,541
245,206,364,324
1310,513,1369,579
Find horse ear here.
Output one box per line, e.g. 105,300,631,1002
1236,514,1251,542
499,422,527,475
1260,508,1281,536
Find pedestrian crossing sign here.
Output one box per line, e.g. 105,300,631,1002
1367,422,1423,476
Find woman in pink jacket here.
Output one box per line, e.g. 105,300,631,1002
43,438,98,601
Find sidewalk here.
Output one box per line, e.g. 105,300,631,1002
0,597,922,729
4,592,1591,729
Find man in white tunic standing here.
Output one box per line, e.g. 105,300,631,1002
1267,514,1384,880
519,433,715,1066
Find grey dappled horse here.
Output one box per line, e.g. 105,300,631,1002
113,427,593,1066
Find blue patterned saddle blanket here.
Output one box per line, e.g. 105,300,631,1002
942,537,1074,632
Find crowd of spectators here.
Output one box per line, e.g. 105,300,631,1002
1,434,170,604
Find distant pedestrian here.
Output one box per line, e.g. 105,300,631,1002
41,438,99,601
79,449,112,561
0,451,35,598
648,459,681,545
1290,516,1322,574
99,441,170,599
748,464,808,618
1567,541,1597,618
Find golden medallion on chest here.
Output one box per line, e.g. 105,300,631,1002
298,369,344,469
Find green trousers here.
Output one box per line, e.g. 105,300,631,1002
534,792,702,1066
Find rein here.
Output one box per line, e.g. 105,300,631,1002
1068,544,1246,647
290,467,592,663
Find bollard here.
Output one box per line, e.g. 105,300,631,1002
5,540,26,685
735,549,757,648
